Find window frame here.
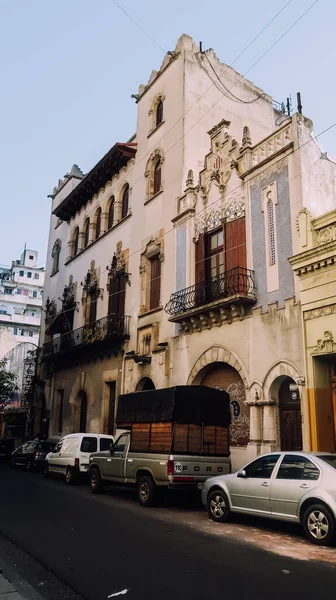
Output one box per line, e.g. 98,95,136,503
121,185,129,219
276,454,320,481
95,208,102,240
156,99,163,127
108,197,115,230
244,454,281,479
73,227,80,256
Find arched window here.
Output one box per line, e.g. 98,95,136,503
84,218,90,248
108,197,115,230
73,227,79,257
153,160,161,195
51,239,61,274
95,207,102,240
156,100,163,127
121,185,129,219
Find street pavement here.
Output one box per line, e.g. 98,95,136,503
0,465,336,600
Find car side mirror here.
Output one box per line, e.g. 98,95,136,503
237,469,247,478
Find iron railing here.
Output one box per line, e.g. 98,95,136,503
164,267,255,317
43,313,130,359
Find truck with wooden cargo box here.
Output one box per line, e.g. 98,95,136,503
88,385,231,506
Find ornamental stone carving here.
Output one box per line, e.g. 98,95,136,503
314,331,336,353
317,224,336,244
304,304,336,320
224,198,245,222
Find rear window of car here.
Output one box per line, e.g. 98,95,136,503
80,437,97,453
319,455,336,469
39,442,55,452
100,438,112,452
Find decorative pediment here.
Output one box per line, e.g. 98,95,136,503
107,241,131,286
61,275,77,309
199,127,239,198
314,330,336,353
142,237,162,260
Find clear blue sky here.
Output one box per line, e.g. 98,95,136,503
0,0,334,268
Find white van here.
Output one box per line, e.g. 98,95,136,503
44,433,114,484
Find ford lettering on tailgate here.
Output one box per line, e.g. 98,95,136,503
181,465,224,473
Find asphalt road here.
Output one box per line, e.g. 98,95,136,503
0,465,336,600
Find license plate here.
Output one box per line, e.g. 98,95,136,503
197,483,203,490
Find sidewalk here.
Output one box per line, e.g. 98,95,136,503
0,564,45,600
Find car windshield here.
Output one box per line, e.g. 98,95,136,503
318,455,336,469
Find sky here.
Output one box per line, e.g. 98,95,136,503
0,0,335,268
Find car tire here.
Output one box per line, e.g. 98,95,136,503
207,489,230,523
137,474,156,507
90,467,104,494
26,460,33,472
65,466,77,485
303,503,335,546
43,462,50,478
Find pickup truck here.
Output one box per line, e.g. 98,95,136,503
88,385,231,506
88,430,231,506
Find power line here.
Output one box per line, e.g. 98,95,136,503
36,1,297,270
111,0,167,53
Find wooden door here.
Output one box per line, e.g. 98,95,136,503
150,256,161,310
108,275,126,333
279,379,302,451
280,410,302,451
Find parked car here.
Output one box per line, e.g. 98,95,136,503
202,451,336,546
0,438,16,463
44,433,114,484
9,439,58,471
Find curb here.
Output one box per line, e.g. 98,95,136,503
0,555,46,600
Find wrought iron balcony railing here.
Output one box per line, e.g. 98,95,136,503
164,267,255,317
42,313,130,359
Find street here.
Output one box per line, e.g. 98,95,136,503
0,465,336,600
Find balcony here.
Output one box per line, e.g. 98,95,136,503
164,267,256,333
42,313,130,361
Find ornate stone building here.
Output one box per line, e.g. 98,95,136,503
36,34,336,468
290,207,336,453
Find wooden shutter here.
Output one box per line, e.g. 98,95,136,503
153,164,161,195
195,234,205,284
89,290,98,323
150,256,161,309
108,275,126,316
224,217,246,271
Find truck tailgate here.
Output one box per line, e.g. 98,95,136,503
169,454,230,488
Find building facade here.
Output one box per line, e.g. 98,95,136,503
38,34,336,468
290,206,336,453
0,248,44,358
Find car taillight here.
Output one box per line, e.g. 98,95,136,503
167,460,174,476
35,452,40,458
75,458,79,468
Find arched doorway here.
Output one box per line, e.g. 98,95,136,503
78,391,88,433
278,377,302,451
197,363,249,447
136,377,155,391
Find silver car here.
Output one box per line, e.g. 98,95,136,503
201,451,336,545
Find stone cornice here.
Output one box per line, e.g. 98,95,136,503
289,240,336,274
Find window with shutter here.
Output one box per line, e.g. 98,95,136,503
95,208,102,239
150,256,161,310
108,197,115,229
121,185,129,219
153,161,161,195
156,100,163,127
84,219,90,248
224,217,247,294
73,228,79,256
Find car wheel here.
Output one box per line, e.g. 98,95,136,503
303,503,335,546
207,489,230,523
43,462,50,478
90,468,104,494
26,460,33,472
137,475,156,507
65,466,77,485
